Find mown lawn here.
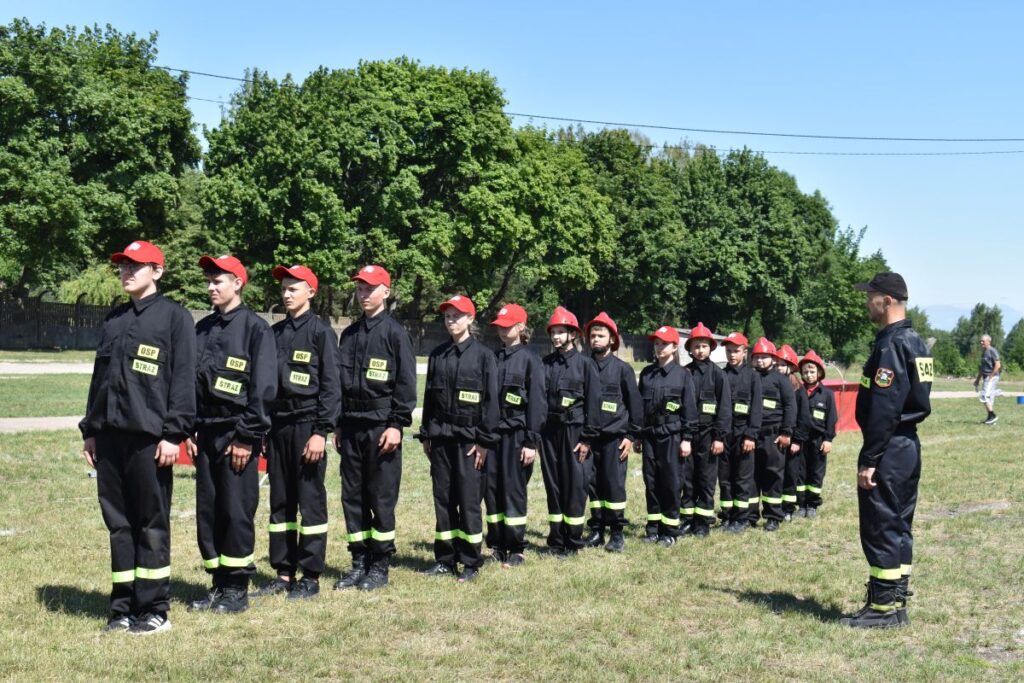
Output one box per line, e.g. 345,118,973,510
0,350,96,362
0,399,1020,680
0,374,94,418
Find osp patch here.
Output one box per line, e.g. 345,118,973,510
874,367,895,388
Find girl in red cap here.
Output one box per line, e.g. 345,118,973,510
797,351,837,517
637,326,698,546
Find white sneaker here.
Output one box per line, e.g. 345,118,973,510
129,612,171,635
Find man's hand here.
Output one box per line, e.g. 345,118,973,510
711,440,724,456
857,466,877,490
618,438,633,462
741,438,755,454
521,446,536,466
468,444,487,470
155,440,178,468
776,434,791,449
378,427,402,454
185,437,198,460
574,442,590,463
303,434,327,464
82,437,97,469
821,440,832,455
226,441,253,473
679,440,692,458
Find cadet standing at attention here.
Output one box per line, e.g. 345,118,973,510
719,332,762,533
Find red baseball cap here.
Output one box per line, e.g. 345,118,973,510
111,240,164,267
723,332,749,347
351,265,391,288
490,303,528,327
272,264,318,290
199,254,248,286
649,325,680,344
439,294,476,317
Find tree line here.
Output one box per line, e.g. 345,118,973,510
2,19,896,363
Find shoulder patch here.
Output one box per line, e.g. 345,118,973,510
874,367,895,388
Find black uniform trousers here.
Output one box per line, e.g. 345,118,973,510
783,446,806,513
586,434,628,532
540,422,593,551
483,428,534,553
96,430,172,616
195,424,260,588
267,420,328,576
642,432,683,537
753,430,785,523
858,430,920,579
681,428,718,527
338,419,401,560
802,436,827,508
429,437,485,567
719,434,756,523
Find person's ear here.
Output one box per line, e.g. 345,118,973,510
152,265,164,281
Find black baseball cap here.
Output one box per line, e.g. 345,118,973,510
855,271,908,300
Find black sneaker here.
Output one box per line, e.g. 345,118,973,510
212,587,249,614
186,587,222,612
582,529,605,548
457,566,480,583
656,535,676,548
251,577,293,598
641,531,659,544
423,562,457,577
764,519,780,532
503,553,526,567
604,530,625,553
286,576,320,600
129,612,171,636
103,614,133,632
984,415,999,425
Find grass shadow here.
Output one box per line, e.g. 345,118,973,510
703,584,845,621
36,584,109,619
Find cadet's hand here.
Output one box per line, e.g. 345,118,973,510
741,438,755,454
422,439,431,457
303,434,326,464
468,444,487,470
574,442,590,463
679,440,692,458
711,440,725,456
185,437,198,460
226,441,252,473
776,434,791,449
790,442,801,455
857,466,877,490
521,446,536,466
821,440,832,456
155,440,178,468
378,427,402,454
82,437,97,469
618,438,633,462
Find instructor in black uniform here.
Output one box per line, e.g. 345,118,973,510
841,272,932,629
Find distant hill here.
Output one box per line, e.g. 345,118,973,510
923,304,1024,332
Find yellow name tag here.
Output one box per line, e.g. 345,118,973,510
369,358,388,370
225,356,247,372
860,376,870,388
459,390,481,404
701,402,717,415
366,368,388,382
914,357,934,382
290,371,311,386
813,409,826,421
292,350,312,363
561,396,576,408
601,401,618,413
131,359,159,376
763,399,777,409
214,376,242,396
137,344,160,360
665,401,680,412
734,403,749,415
505,392,522,406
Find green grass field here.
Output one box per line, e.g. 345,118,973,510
0,374,93,418
0,350,96,362
0,399,1021,680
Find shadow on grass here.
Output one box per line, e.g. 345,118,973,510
702,584,845,621
37,578,210,619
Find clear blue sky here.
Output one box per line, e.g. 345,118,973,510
17,2,1024,329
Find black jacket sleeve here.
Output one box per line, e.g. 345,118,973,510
235,319,277,446
579,357,602,444
712,368,732,442
388,322,417,429
680,370,699,442
524,353,547,449
314,322,341,436
745,370,763,441
162,306,197,443
476,349,500,448
622,363,643,442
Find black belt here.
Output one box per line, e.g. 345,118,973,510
273,397,317,413
500,407,526,420
645,414,681,428
343,396,391,411
547,404,583,423
437,411,479,428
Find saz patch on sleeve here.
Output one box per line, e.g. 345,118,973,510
874,367,895,388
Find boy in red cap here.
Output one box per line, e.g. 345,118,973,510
777,344,811,522
418,295,499,581
682,323,731,537
484,304,546,566
747,338,795,531
719,332,763,533
333,265,416,591
252,265,340,600
797,351,837,517
81,240,196,634
187,254,277,614
582,312,642,553
540,306,601,556
637,326,698,546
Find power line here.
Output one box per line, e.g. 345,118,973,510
187,95,227,104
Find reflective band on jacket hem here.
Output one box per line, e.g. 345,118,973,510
219,554,254,568
694,507,715,517
268,521,298,533
563,515,586,526
870,566,903,580
135,566,170,580
869,603,899,612
346,530,370,542
901,564,912,576
434,529,483,543
661,516,681,527
300,523,328,535
111,570,135,583
646,513,663,522
781,494,798,503
806,485,822,494
202,557,220,569
760,496,782,504
547,513,564,523
370,528,395,541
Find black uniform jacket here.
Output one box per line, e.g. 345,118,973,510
687,358,732,441
541,348,601,445
419,336,500,448
81,292,196,442
195,303,277,446
270,309,340,436
803,382,838,442
336,311,417,429
495,344,546,450
723,362,763,441
789,375,812,442
856,319,932,468
591,353,643,442
637,361,698,440
757,367,796,436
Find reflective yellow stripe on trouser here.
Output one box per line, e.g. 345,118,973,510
300,523,328,535
806,484,822,494
646,513,663,522
219,554,255,568
268,521,298,533
694,507,715,518
761,495,782,505
593,500,627,510
589,500,602,510
720,500,734,509
901,564,912,576
547,513,563,524
781,494,798,503
435,530,484,543
870,566,903,581
346,530,370,542
563,515,586,526
370,528,395,541
135,566,171,580
111,569,135,584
